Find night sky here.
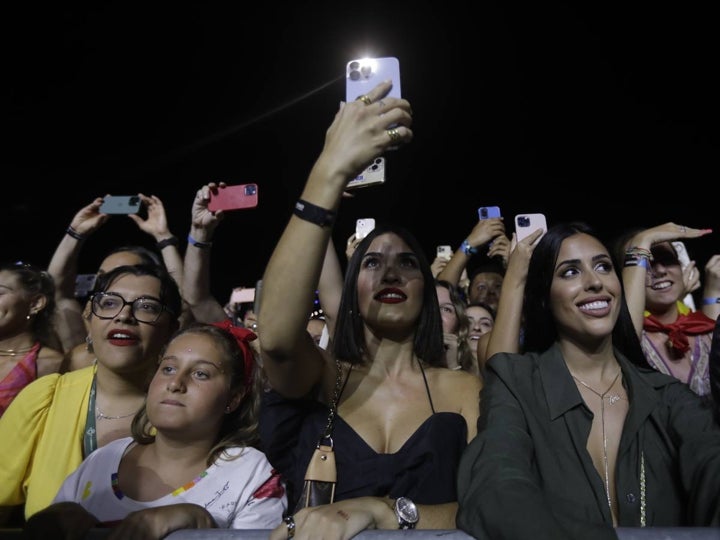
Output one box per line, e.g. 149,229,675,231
6,2,718,303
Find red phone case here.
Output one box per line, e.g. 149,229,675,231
207,184,259,212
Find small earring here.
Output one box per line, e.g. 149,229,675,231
225,406,231,413
85,335,94,352
26,314,31,320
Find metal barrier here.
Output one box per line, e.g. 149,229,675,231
2,527,719,539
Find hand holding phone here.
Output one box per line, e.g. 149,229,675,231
514,213,547,243
208,184,259,212
437,245,453,261
478,206,501,220
100,195,142,215
346,57,401,102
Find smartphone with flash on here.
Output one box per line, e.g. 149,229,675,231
514,213,547,243
346,56,401,102
208,183,259,212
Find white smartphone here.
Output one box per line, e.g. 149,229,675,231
347,157,385,190
437,245,453,261
672,241,697,310
346,57,402,102
514,213,547,243
230,287,255,306
355,218,376,240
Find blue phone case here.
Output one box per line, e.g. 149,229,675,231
478,206,501,220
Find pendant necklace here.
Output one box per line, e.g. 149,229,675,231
570,368,622,511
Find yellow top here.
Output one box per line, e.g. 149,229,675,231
0,365,93,518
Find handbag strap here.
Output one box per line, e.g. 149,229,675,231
319,359,345,445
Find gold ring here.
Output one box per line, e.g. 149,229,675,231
357,94,372,106
284,516,296,539
680,225,687,233
387,128,401,142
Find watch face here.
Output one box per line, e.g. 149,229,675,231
397,497,419,523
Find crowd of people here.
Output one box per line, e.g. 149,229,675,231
1,79,720,539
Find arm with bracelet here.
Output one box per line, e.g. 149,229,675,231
701,254,720,321
181,183,227,323
262,81,473,538
46,197,111,353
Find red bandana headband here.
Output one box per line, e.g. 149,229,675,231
211,319,258,389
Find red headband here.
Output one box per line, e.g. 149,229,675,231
211,320,258,390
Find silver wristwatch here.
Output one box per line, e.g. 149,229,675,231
394,497,419,529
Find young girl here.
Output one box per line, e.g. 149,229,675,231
25,322,286,539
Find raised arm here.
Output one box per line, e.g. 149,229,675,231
129,193,184,292
437,217,506,287
259,80,413,398
182,183,228,323
620,223,711,336
46,197,110,352
477,230,541,367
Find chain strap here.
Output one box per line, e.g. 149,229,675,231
640,451,646,527
320,358,344,444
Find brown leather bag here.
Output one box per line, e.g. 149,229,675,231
293,360,343,512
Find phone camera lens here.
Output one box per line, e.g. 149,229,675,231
518,216,530,227
481,209,488,218
244,185,257,195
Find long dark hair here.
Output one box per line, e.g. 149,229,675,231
332,223,446,367
522,222,649,368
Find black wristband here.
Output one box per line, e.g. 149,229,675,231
156,236,179,250
66,226,86,241
293,199,336,228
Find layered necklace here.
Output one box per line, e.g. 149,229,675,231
0,345,35,357
570,369,623,512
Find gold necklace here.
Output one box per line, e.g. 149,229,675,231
0,345,35,357
95,407,137,421
570,369,622,512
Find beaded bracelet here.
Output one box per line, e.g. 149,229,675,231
293,199,336,228
625,246,653,262
702,297,720,305
156,236,179,250
187,234,212,249
460,239,477,256
66,226,86,241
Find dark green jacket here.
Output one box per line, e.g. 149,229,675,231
457,343,720,540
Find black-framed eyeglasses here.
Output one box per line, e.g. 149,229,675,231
90,292,172,324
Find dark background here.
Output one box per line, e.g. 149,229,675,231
5,2,718,304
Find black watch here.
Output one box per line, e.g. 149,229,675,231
394,497,419,529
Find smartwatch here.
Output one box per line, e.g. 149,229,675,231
394,497,419,529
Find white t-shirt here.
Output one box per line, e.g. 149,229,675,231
53,437,287,529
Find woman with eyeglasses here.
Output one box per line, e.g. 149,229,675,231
0,261,64,417
0,264,181,526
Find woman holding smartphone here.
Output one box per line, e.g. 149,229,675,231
260,81,481,540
